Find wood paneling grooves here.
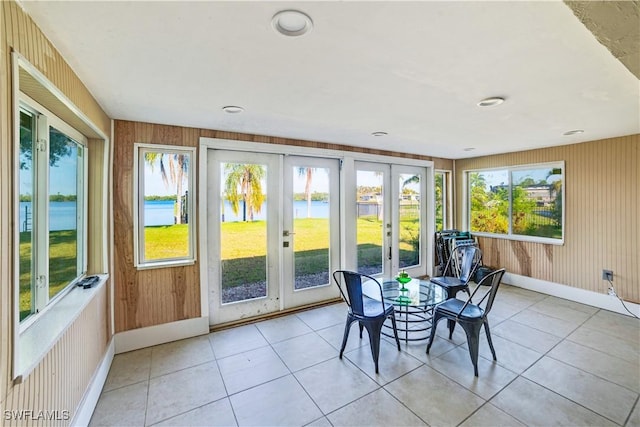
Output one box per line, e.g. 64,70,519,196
114,120,450,332
456,135,639,303
1,0,112,421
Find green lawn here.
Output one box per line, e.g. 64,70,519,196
19,217,421,317
19,230,78,320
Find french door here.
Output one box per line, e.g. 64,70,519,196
354,162,427,279
282,156,340,308
207,151,340,325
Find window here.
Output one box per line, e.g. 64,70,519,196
18,102,87,324
467,163,564,243
134,144,196,268
435,171,450,231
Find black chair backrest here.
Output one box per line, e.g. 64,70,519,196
333,270,384,317
443,245,482,281
458,246,481,282
459,268,506,318
480,268,506,315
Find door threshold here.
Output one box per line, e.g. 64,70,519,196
209,298,343,332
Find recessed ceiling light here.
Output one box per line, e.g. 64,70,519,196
272,10,313,37
463,147,476,151
477,97,505,107
222,106,244,114
371,131,388,137
563,129,584,136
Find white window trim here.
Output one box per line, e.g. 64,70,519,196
133,143,197,269
16,93,89,331
12,52,110,381
464,161,565,245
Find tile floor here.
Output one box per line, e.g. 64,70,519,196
90,284,640,427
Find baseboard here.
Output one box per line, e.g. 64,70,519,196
503,272,640,317
114,316,210,354
71,337,115,427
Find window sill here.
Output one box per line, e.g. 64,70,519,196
136,259,196,270
14,274,109,383
471,232,564,246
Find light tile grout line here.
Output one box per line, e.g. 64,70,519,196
96,293,639,427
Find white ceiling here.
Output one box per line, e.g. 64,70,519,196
19,1,640,159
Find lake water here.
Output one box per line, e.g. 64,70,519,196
19,200,331,230
147,200,331,224
19,201,77,231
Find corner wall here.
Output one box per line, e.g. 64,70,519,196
454,134,639,303
1,0,112,422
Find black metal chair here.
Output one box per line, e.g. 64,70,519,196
430,245,482,300
426,268,506,376
333,270,401,373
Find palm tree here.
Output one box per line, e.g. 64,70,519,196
145,152,188,224
224,163,266,221
297,167,316,218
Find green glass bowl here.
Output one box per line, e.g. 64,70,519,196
396,276,411,285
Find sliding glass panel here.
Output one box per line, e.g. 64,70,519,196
48,126,82,300
292,166,331,290
469,170,509,234
512,167,563,239
398,172,421,269
356,170,384,275
220,162,268,303
18,110,35,321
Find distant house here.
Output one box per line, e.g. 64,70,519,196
359,193,382,202
490,183,555,206
524,185,554,206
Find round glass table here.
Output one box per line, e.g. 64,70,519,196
365,277,447,342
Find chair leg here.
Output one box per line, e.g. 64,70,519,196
447,319,456,339
359,322,364,339
484,319,497,360
363,320,384,373
426,311,443,354
461,321,483,376
389,314,401,351
340,316,355,359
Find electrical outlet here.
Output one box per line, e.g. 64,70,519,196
602,269,614,281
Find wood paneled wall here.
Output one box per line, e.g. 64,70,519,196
1,0,111,419
455,135,639,303
114,120,449,332
2,286,109,427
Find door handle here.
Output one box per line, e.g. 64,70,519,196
283,230,296,237
388,246,392,260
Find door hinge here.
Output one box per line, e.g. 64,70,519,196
36,139,46,152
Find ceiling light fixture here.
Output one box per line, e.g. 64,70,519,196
463,147,476,151
371,131,388,137
222,106,244,114
563,129,584,136
272,10,313,37
477,97,505,107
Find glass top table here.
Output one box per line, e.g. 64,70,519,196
364,277,447,342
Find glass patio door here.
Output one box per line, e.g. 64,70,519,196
208,150,281,324
208,151,341,324
355,162,426,279
282,156,340,308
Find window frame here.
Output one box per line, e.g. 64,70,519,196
133,143,197,269
15,93,89,330
464,161,565,245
